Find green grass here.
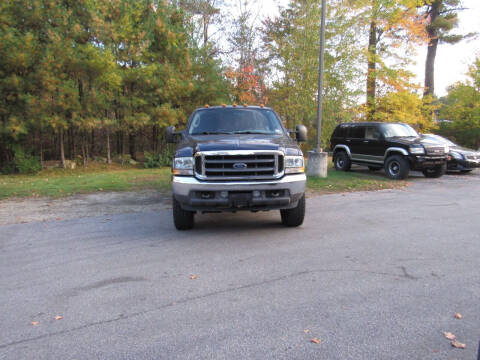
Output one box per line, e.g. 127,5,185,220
0,160,406,200
0,163,171,200
307,162,406,193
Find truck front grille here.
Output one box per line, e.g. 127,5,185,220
195,151,284,180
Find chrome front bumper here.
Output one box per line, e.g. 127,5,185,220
172,174,306,211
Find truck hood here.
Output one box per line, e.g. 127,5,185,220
175,134,302,157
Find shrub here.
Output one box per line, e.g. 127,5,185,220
144,147,174,168
13,148,41,174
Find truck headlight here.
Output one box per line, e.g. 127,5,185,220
285,156,305,174
444,145,450,153
172,157,194,175
409,145,425,155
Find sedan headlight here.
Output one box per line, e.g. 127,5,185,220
285,156,305,174
409,145,425,155
172,157,194,175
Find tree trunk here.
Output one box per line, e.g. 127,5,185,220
82,131,88,167
106,128,111,164
122,131,126,165
152,125,158,153
90,129,95,159
424,0,441,97
129,130,136,160
366,20,377,121
59,128,66,168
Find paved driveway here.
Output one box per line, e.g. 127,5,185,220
1,171,479,359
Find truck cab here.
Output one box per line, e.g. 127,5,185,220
167,106,307,230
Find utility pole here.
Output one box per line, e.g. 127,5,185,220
315,0,326,152
306,0,328,177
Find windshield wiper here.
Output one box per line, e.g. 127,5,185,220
191,131,233,135
231,130,271,135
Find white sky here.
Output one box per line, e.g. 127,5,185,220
258,0,480,97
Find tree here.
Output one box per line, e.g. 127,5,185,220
439,58,480,148
350,0,427,120
422,0,474,97
263,0,364,146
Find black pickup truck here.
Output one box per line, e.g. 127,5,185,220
330,122,449,179
166,105,308,230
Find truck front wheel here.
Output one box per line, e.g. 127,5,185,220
173,196,194,230
280,194,305,227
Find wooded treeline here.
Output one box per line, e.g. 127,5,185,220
0,0,477,173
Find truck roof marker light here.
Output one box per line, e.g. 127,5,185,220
205,104,209,108
243,103,248,107
233,103,237,107
222,104,226,107
260,104,264,108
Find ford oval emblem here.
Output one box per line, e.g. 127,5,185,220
233,162,248,169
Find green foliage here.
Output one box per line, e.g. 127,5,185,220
438,58,480,148
13,147,41,174
263,0,363,148
372,91,437,130
144,147,175,168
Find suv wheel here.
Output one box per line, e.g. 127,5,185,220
334,151,351,171
173,196,194,230
422,164,446,178
384,155,409,180
368,166,382,171
280,194,305,227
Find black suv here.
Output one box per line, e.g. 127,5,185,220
330,122,448,180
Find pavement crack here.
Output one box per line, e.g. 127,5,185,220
0,267,403,350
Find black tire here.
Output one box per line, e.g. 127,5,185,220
384,155,409,180
422,164,446,178
333,151,351,171
280,194,305,227
368,166,382,171
173,196,194,230
460,169,473,173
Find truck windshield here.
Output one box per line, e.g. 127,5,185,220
381,124,419,138
188,108,284,135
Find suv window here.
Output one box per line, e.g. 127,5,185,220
349,126,365,139
333,125,347,138
365,126,381,140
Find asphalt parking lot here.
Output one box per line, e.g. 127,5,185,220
1,170,479,359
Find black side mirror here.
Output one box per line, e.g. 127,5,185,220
166,126,177,143
296,125,308,142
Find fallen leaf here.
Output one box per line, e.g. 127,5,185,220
54,315,63,320
303,329,310,334
454,312,462,319
310,338,321,344
31,321,39,326
444,332,456,340
451,340,466,349
189,274,197,280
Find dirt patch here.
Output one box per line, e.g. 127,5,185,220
0,190,171,225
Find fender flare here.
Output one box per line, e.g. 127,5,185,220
333,144,352,159
384,147,408,158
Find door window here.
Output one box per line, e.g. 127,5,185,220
350,126,365,139
365,127,381,140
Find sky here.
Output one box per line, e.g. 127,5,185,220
258,0,480,97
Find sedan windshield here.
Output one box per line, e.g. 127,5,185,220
381,124,419,138
188,108,284,135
